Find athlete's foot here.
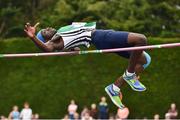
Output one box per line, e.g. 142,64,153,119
123,72,146,92
105,84,124,109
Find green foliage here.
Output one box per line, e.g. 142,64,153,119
0,0,56,37
0,37,180,118
0,0,179,38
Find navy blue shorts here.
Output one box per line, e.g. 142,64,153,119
91,30,132,58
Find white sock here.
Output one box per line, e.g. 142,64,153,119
125,70,135,76
112,84,120,92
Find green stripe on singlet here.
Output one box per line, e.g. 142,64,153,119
58,22,96,33
58,25,77,33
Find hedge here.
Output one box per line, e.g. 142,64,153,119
0,37,179,118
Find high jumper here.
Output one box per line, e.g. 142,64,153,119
24,22,152,109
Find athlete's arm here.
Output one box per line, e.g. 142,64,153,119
31,36,54,52
48,34,64,51
24,23,56,52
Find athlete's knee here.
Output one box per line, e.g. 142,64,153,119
128,33,147,46
135,34,147,46
143,52,151,69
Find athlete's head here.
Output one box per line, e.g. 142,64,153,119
36,27,57,43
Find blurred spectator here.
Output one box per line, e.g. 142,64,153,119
98,96,109,119
109,113,115,120
34,113,39,120
154,114,160,120
8,105,20,120
165,103,178,119
81,112,93,120
20,102,32,120
165,114,171,120
74,112,80,120
62,114,69,120
0,116,7,120
68,99,78,119
32,113,39,120
81,106,89,118
143,117,148,120
116,107,129,119
90,103,98,119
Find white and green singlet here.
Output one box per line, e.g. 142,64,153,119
54,22,96,49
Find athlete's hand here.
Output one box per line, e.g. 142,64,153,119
24,22,40,38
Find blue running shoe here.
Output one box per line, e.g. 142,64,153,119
105,84,124,109
123,72,146,92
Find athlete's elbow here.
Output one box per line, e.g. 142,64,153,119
41,47,54,52
45,49,54,52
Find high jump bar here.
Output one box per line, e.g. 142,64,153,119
0,42,180,58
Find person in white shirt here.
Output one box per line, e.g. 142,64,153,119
20,102,32,120
81,112,93,120
68,100,78,119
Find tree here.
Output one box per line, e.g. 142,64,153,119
0,0,179,38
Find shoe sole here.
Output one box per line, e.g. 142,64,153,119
105,87,124,109
125,80,147,92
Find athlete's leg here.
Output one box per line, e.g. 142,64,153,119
121,33,149,91
135,51,151,74
105,52,149,109
135,56,146,74
105,32,149,108
114,52,148,87
127,33,147,72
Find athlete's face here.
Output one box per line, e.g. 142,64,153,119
41,27,57,41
